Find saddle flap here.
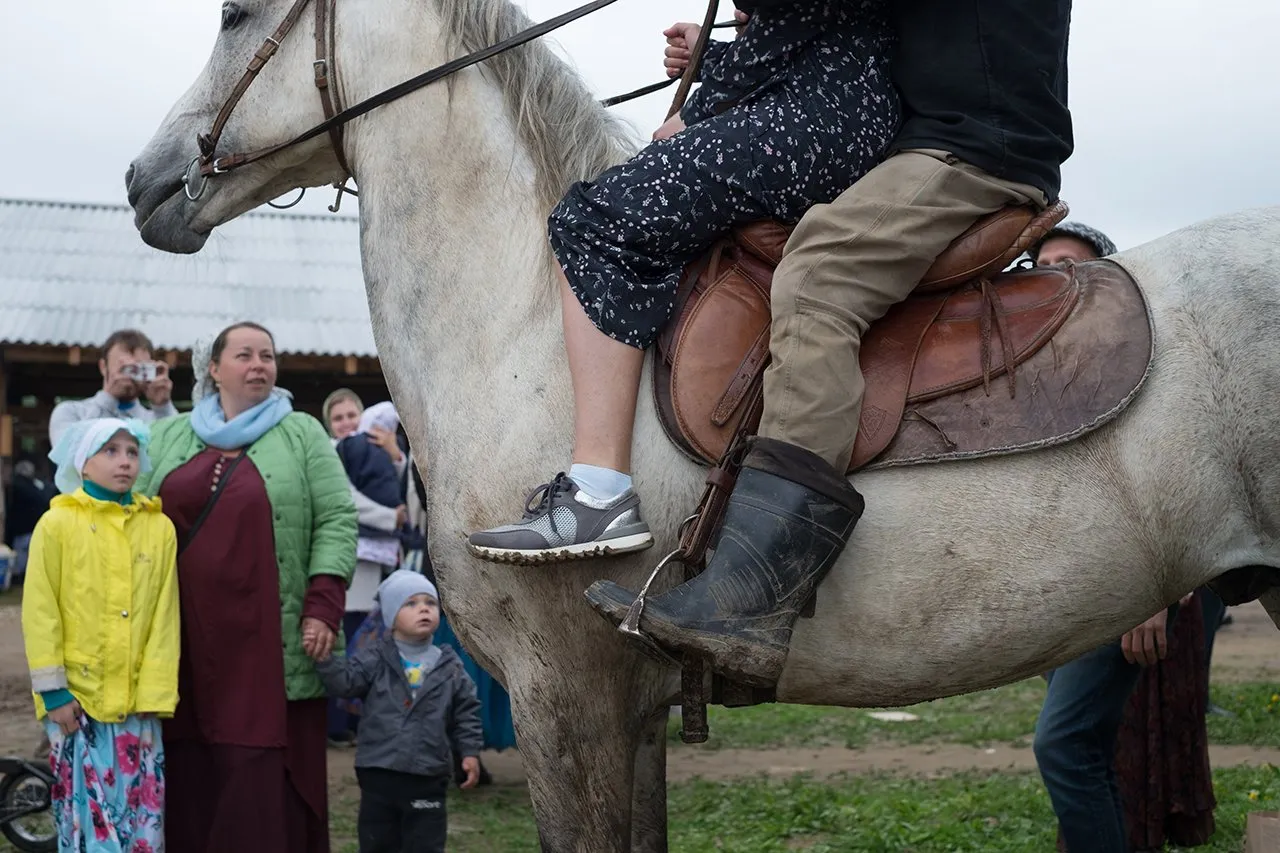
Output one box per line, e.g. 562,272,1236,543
669,253,773,460
908,267,1079,402
848,294,949,469
873,260,1152,470
659,244,722,363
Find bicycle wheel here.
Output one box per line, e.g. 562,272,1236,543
0,770,56,852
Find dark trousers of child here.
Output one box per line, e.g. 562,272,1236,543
357,768,449,853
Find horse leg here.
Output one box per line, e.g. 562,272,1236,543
630,705,671,853
1259,587,1280,630
509,668,649,853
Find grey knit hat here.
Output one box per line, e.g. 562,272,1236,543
1032,221,1118,260
377,570,439,630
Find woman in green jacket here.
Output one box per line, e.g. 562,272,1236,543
138,321,356,853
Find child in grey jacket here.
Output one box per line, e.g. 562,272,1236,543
318,570,483,853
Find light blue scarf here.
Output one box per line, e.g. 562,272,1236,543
191,389,294,450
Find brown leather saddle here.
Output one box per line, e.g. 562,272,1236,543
655,201,1155,472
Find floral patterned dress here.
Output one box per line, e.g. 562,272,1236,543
550,0,899,349
45,714,164,853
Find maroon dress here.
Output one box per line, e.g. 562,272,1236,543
160,449,345,853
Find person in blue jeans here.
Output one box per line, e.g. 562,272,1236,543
1034,595,1189,852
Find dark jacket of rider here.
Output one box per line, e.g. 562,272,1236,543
716,0,1072,199
888,0,1074,201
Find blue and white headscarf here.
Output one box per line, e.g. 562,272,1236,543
48,418,152,495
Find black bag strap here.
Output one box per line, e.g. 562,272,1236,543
179,452,247,555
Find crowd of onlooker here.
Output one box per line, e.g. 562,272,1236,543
6,324,514,853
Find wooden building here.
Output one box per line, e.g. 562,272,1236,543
0,197,389,490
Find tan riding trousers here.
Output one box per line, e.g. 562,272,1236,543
759,149,1048,469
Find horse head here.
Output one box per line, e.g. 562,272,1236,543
128,0,634,257
126,0,373,253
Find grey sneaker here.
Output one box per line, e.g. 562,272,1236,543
467,473,654,565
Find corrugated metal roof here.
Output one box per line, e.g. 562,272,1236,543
0,197,375,357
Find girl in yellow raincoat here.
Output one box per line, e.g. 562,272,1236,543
22,418,178,853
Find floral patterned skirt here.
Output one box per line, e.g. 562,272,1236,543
45,713,164,853
549,68,900,350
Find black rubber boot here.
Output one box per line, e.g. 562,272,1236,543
585,437,864,687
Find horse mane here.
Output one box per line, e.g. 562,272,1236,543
432,0,637,212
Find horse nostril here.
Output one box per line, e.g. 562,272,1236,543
125,164,138,203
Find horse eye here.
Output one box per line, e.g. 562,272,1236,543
221,3,247,30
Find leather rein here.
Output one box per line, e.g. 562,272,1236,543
182,0,727,207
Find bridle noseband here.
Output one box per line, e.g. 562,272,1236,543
182,0,726,207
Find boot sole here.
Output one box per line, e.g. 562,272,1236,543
585,588,681,667
644,625,784,689
467,532,655,566
585,586,784,687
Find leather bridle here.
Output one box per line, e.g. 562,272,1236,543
185,0,341,200
182,0,724,205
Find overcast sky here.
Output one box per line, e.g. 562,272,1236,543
2,1,1276,252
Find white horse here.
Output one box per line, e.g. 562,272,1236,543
126,0,1280,849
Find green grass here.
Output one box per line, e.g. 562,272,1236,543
7,766,1270,853
1207,682,1280,748
7,677,1276,851
322,764,1280,852
663,679,1280,752
668,679,1049,751
8,765,1278,852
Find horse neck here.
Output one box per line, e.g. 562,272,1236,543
355,103,557,350
341,37,575,486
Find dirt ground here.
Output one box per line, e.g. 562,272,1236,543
0,598,1275,783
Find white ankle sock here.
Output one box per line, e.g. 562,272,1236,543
568,463,633,501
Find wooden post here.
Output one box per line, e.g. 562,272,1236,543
68,346,82,366
344,356,358,376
